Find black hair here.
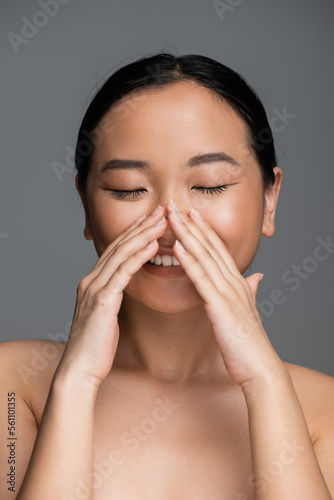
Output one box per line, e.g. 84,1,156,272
75,52,277,194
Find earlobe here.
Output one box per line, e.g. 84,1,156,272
261,167,283,238
75,174,93,241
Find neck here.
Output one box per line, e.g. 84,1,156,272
114,293,229,384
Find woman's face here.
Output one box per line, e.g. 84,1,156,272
76,81,282,313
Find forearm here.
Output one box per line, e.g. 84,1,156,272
16,371,98,500
242,366,332,500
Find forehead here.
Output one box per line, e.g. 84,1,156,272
91,81,253,167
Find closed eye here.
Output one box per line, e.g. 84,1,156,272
106,189,145,199
193,185,229,195
106,185,230,199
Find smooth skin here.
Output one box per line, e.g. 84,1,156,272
1,81,334,499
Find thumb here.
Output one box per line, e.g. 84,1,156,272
245,273,264,300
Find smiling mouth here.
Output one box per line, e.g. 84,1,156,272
146,254,181,266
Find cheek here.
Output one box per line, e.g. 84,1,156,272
209,194,264,273
88,199,136,257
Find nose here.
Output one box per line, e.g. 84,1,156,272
163,198,188,215
156,198,188,247
167,198,181,213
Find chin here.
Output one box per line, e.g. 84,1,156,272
146,299,203,315
125,282,204,314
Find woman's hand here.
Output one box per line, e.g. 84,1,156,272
167,199,286,389
54,206,167,390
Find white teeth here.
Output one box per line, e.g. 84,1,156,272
149,254,180,266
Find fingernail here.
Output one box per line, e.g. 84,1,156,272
259,273,264,283
151,205,162,216
190,208,204,221
175,239,187,253
154,216,166,226
172,209,183,223
146,239,157,248
133,214,147,227
169,198,181,212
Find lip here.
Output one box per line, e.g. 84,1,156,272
155,246,175,256
142,261,186,278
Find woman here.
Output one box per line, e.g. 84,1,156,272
1,52,333,499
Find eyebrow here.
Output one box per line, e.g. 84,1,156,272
100,151,241,173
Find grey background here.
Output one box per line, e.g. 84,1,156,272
1,0,333,376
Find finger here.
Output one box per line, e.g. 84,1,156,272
167,208,237,294
245,273,264,302
96,213,147,266
166,203,240,284
188,207,243,279
88,219,167,292
187,209,264,305
89,206,164,276
172,239,223,312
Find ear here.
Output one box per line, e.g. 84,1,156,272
261,166,283,237
75,174,93,241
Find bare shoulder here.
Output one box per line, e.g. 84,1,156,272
283,361,334,442
284,360,334,401
0,339,66,496
0,338,66,371
0,338,66,407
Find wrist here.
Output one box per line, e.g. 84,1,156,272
52,363,100,401
240,361,292,401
